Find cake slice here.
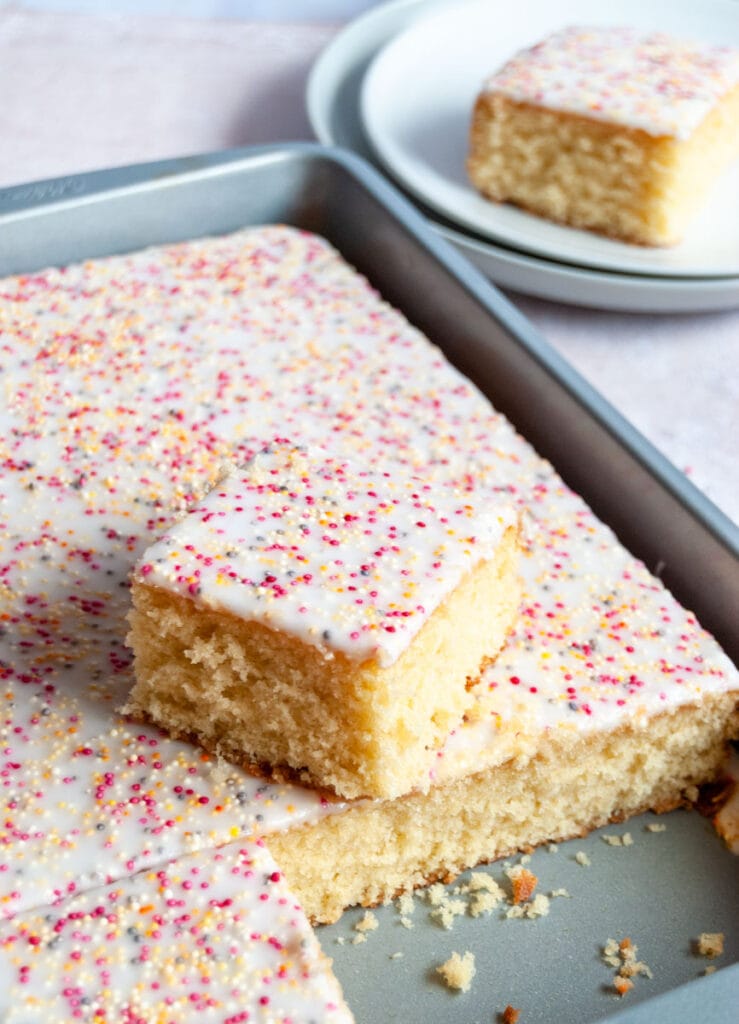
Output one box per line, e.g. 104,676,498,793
270,686,739,923
126,441,521,800
0,839,353,1023
468,26,739,245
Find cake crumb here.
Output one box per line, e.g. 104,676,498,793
602,832,633,847
603,938,621,968
506,893,550,920
704,965,717,976
430,898,467,930
619,959,652,980
603,936,653,989
457,871,505,915
426,883,448,907
550,888,570,899
685,785,700,802
502,865,549,919
468,871,503,895
397,891,415,917
520,854,532,865
575,851,591,866
336,936,346,946
696,933,724,959
614,976,634,997
501,1005,520,1024
646,823,667,833
396,890,415,930
470,888,504,918
355,911,378,934
436,951,476,993
351,933,367,946
506,865,538,904
547,843,558,853
389,951,404,960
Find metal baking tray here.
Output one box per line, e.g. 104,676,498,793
0,144,736,1024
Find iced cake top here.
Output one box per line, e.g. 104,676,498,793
135,442,516,666
0,838,351,1023
483,26,739,139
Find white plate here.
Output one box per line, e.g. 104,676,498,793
306,0,739,311
360,0,739,279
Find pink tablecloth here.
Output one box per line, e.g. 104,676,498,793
2,7,737,521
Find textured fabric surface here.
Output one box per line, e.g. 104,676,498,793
0,9,333,181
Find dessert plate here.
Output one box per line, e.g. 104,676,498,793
441,222,739,312
307,0,739,311
360,0,739,279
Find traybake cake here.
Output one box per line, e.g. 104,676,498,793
468,26,739,245
0,226,737,1019
127,442,521,799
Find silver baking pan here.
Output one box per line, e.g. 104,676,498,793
0,144,736,1024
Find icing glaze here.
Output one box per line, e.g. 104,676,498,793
483,26,739,140
0,701,341,921
0,226,736,1015
0,837,350,1022
136,441,516,667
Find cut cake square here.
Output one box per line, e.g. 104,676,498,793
126,441,521,800
468,26,739,245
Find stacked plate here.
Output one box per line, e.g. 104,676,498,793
307,0,739,312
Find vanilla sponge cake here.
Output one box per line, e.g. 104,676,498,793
468,26,739,245
0,226,737,1016
127,442,521,800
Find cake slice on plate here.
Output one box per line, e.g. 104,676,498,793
468,26,739,245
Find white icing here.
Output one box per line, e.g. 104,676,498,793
484,26,739,140
0,838,351,1022
137,442,515,667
